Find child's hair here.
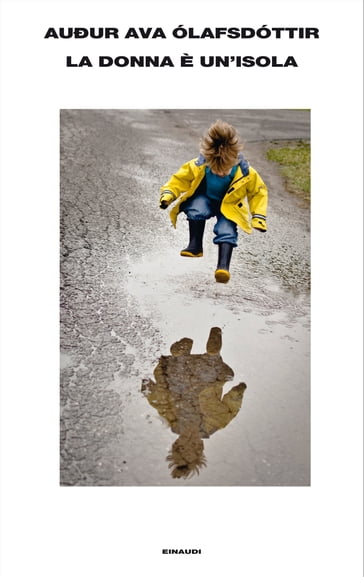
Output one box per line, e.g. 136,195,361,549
200,119,243,173
166,432,207,479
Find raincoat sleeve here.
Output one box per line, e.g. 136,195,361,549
199,383,246,434
160,160,196,201
218,383,246,426
245,168,268,219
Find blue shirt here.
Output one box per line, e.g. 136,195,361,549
205,165,238,202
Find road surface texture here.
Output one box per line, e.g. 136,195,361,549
60,109,310,486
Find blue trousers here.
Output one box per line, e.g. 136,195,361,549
181,193,238,246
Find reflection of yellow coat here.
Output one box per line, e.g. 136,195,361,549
160,155,268,234
145,354,246,438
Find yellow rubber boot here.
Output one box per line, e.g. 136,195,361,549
215,269,231,283
215,243,233,283
180,220,205,257
180,249,203,257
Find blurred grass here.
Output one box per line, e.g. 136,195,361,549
266,140,310,203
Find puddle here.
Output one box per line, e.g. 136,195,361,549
124,250,310,486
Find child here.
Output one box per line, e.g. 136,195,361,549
160,119,268,283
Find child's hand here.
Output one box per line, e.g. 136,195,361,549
251,216,267,232
160,192,174,209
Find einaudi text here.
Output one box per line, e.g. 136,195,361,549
162,549,202,554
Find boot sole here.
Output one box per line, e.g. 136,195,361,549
215,269,230,283
180,250,203,257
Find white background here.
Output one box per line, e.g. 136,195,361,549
1,1,363,575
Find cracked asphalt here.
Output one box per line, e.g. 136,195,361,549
60,109,310,486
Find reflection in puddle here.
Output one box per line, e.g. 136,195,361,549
142,328,247,479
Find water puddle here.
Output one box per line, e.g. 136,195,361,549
126,251,310,486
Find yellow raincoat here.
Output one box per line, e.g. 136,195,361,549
160,155,268,234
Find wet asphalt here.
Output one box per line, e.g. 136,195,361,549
60,109,310,486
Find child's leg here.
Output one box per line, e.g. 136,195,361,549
213,214,238,247
215,243,234,283
180,220,206,257
213,214,238,283
180,195,214,257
